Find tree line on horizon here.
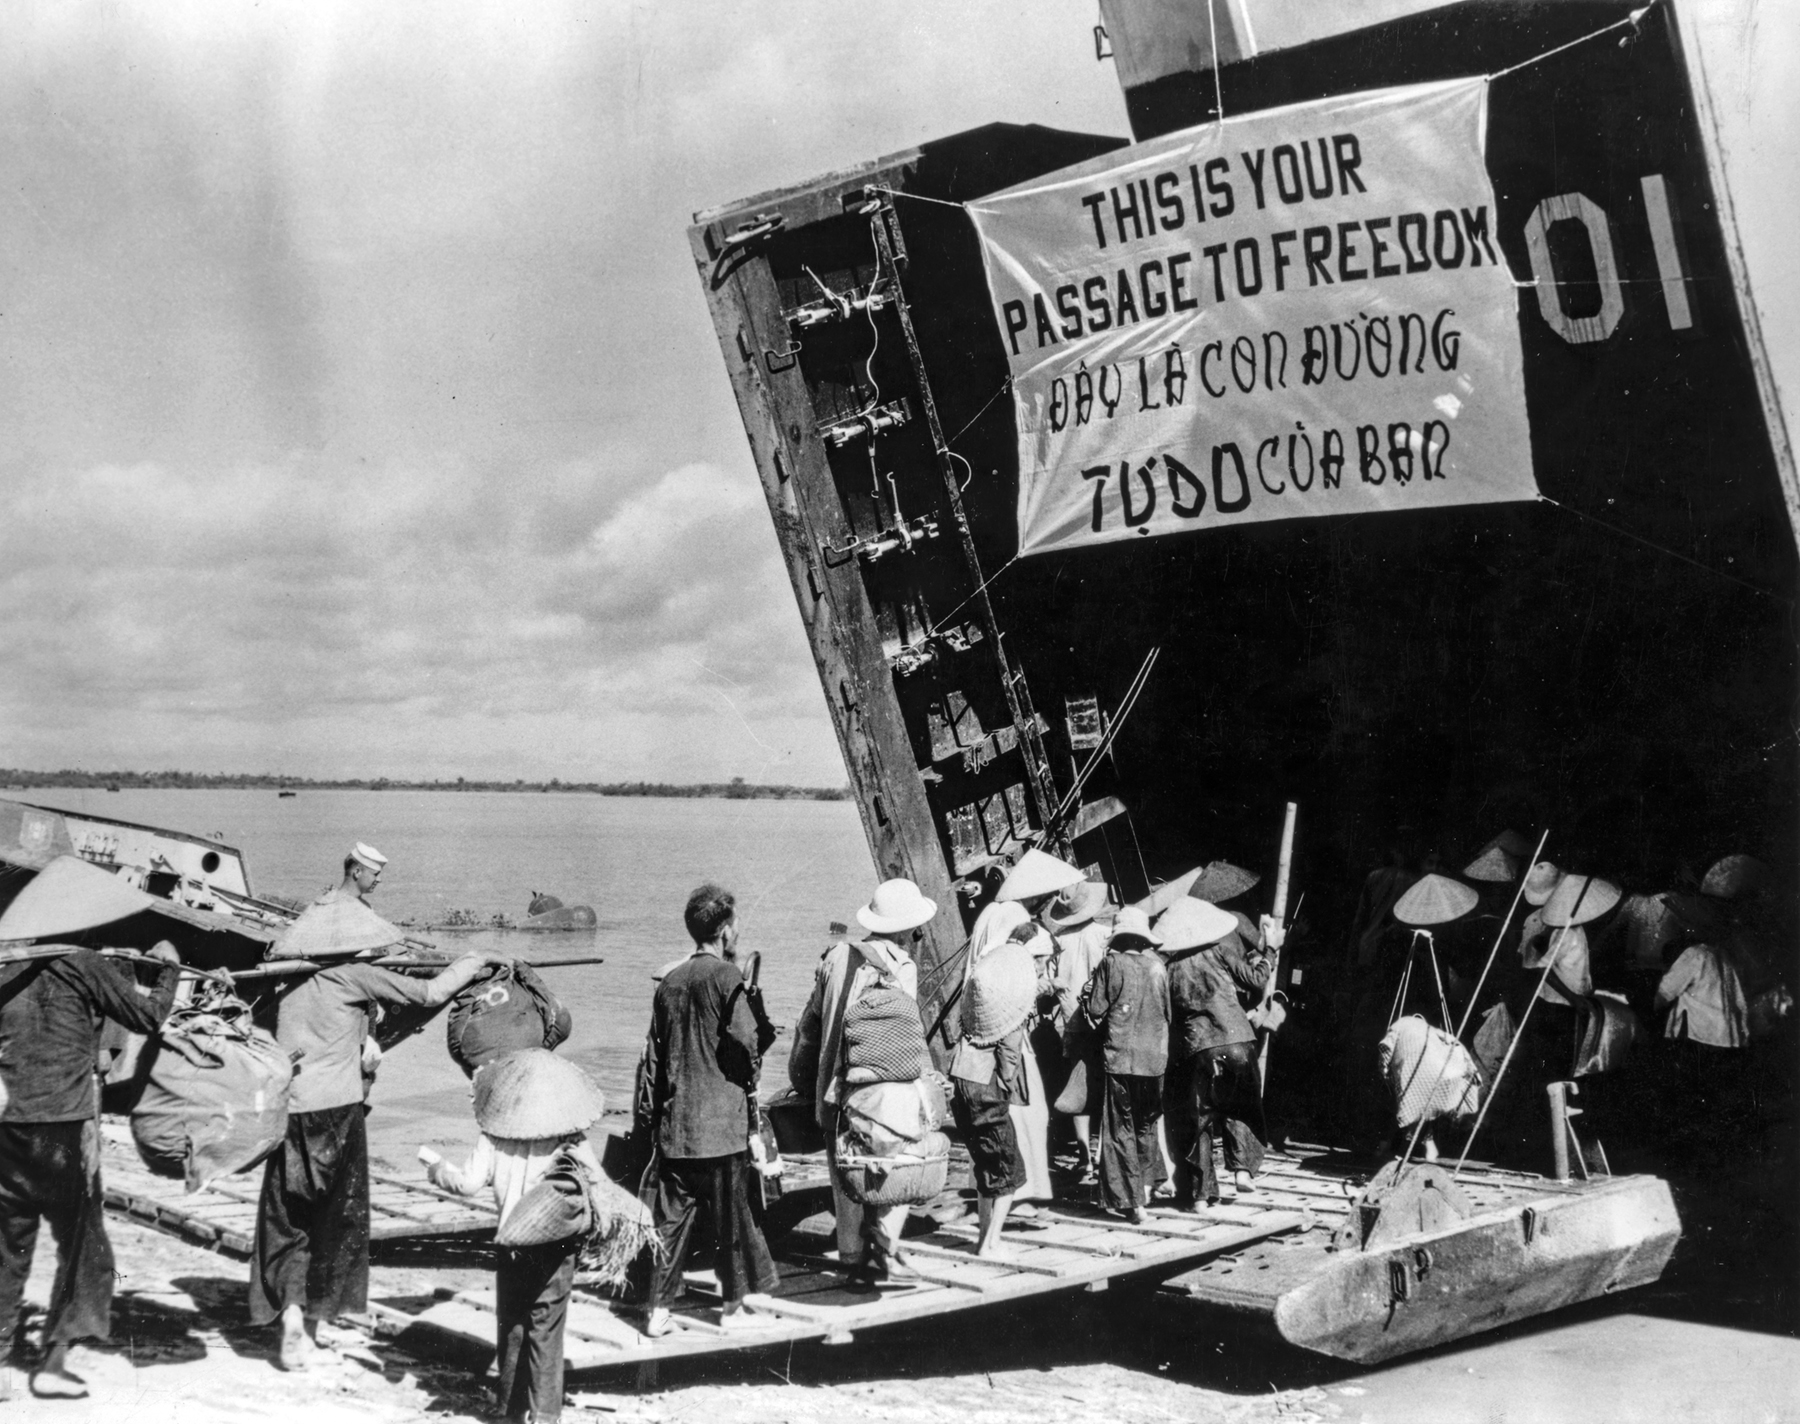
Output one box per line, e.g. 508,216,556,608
0,769,850,801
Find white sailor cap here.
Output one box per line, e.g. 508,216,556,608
349,842,388,871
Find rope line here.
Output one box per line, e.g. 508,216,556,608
1207,0,1226,123
1537,494,1790,605
1487,4,1655,82
929,553,1020,636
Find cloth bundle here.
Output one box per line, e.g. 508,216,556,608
1378,1015,1481,1130
840,982,927,1085
963,939,1038,1047
132,992,295,1193
839,1076,947,1157
1574,991,1641,1077
447,962,574,1078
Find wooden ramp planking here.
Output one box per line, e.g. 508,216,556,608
99,1133,497,1255
373,1202,1309,1372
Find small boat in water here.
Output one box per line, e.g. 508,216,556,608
277,789,297,799
401,892,597,934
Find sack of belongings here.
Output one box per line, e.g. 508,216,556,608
496,1144,593,1247
832,1125,952,1208
840,981,928,1085
132,992,295,1193
1378,1015,1481,1130
447,961,573,1077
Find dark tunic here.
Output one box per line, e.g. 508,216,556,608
1082,947,1171,1077
0,949,177,1361
1166,943,1268,1057
643,952,762,1159
0,950,177,1122
639,950,776,1310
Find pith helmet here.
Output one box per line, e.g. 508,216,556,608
1107,906,1163,947
1522,861,1563,907
856,878,938,935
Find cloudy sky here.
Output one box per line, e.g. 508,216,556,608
1,0,1794,786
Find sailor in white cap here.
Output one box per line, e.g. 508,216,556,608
317,842,393,1110
329,843,388,905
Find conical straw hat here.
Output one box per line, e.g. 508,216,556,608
473,1049,605,1138
1154,896,1236,953
1463,831,1529,884
1132,866,1202,917
271,897,405,959
1191,860,1261,905
0,855,154,941
963,939,1038,1046
1393,874,1479,927
1701,854,1769,900
1542,875,1622,927
996,849,1085,903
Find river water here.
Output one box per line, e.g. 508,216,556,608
24,787,875,1164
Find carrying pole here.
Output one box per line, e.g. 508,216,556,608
1256,801,1299,1089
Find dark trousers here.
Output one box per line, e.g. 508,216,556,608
249,1103,371,1326
1098,1072,1163,1212
0,1120,113,1362
644,1152,777,1310
495,1241,576,1424
1166,1043,1266,1202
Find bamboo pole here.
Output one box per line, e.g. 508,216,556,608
1256,802,1299,1088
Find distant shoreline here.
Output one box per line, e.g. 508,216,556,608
0,769,851,801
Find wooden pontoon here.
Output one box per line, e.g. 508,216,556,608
366,1146,1677,1374
98,1127,497,1255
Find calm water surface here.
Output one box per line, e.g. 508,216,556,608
26,788,876,1164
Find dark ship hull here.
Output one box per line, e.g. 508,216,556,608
690,0,1790,1363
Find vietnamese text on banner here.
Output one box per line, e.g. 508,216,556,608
968,78,1537,557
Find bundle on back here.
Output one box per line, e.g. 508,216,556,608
447,961,573,1077
132,990,295,1193
841,982,927,1085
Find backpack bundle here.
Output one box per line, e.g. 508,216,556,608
131,990,295,1193
446,961,573,1078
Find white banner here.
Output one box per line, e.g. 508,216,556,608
969,79,1537,557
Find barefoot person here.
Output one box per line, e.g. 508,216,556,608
251,946,501,1370
952,920,1039,1253
639,885,778,1335
0,942,181,1399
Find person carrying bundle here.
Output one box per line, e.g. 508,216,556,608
251,945,504,1370
0,941,180,1400
951,914,1041,1254
425,1049,608,1424
789,878,937,1285
1379,874,1485,1162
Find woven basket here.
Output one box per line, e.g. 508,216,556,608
834,1129,950,1207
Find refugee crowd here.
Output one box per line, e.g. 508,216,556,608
0,829,1790,1421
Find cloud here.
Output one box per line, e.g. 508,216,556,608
0,449,827,778
0,0,1134,781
